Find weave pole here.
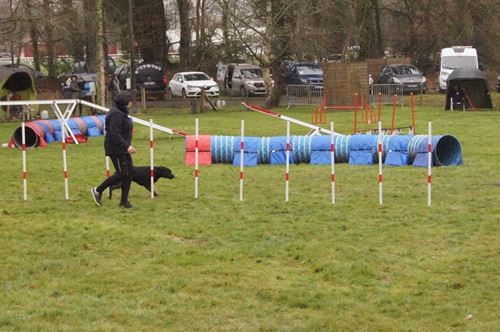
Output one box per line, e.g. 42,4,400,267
428,121,432,207
239,120,245,202
285,121,290,202
378,121,383,205
194,118,199,199
61,125,69,200
21,122,27,200
330,122,335,204
149,119,155,200
105,156,111,198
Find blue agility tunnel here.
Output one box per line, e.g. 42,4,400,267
206,133,463,168
11,115,106,148
409,135,463,167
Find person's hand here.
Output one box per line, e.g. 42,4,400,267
127,146,136,154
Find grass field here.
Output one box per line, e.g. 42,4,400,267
1,94,499,331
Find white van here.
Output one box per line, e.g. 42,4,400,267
439,46,478,92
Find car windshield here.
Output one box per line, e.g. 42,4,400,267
296,65,322,75
241,68,263,78
442,56,477,69
392,65,420,75
184,73,210,81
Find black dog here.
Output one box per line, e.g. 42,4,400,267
108,166,175,198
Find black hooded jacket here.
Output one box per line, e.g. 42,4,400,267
104,93,134,156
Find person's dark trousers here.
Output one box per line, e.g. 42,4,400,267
96,153,134,204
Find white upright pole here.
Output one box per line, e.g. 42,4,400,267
330,121,335,204
428,121,432,207
378,121,383,205
150,119,155,199
105,156,110,197
61,124,69,200
21,122,27,201
450,98,453,111
239,120,245,202
194,118,199,199
285,121,290,202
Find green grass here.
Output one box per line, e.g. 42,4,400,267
1,94,499,331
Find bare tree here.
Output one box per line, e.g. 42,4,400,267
176,0,191,68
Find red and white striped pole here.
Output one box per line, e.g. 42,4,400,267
285,121,290,202
105,156,111,198
194,118,199,199
21,122,27,200
105,156,111,178
239,120,245,202
330,121,335,204
150,119,155,199
428,121,432,207
61,125,69,200
378,121,383,205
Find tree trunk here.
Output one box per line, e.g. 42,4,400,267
96,0,106,105
372,0,383,57
221,0,231,61
25,0,40,71
43,0,56,78
177,0,191,68
263,0,274,107
133,0,168,64
84,0,97,72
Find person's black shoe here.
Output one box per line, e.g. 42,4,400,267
91,187,102,206
119,201,133,209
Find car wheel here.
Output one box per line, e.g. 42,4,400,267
240,86,247,97
182,89,187,99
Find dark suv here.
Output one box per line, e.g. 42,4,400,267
114,63,168,100
281,61,323,89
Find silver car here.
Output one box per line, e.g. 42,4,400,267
217,63,267,97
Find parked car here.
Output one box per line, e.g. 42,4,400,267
216,63,267,97
114,62,168,100
377,64,427,94
496,75,500,92
168,71,219,98
281,61,323,89
74,57,117,74
1,63,43,79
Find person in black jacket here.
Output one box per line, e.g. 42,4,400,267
91,92,136,208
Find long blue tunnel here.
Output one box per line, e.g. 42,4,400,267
211,134,463,167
